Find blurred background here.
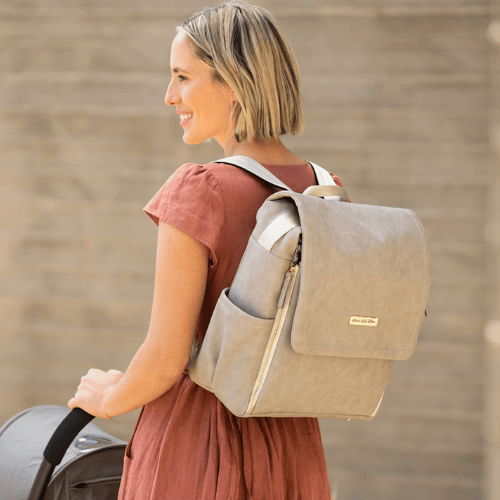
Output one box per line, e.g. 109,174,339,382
0,0,498,498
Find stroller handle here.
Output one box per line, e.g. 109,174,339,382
43,407,95,466
28,408,96,500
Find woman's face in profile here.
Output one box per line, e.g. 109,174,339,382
165,32,236,147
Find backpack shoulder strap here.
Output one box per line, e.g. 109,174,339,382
215,156,292,191
215,155,338,191
308,161,338,186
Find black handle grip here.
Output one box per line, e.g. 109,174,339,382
43,408,95,466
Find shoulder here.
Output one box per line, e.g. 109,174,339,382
143,163,228,227
173,160,344,191
201,161,250,183
168,161,248,189
167,162,222,189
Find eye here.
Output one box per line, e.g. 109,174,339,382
178,74,187,82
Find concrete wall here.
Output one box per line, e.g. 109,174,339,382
484,3,500,500
0,1,493,498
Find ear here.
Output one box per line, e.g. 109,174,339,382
225,84,238,104
215,74,239,107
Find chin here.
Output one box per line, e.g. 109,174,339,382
183,133,206,145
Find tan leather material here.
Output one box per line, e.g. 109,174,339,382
251,268,394,418
308,161,338,187
190,270,394,419
228,237,291,319
189,156,431,420
251,199,302,261
270,192,431,361
302,185,349,201
190,288,275,415
257,210,300,252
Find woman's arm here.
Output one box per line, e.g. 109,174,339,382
68,220,208,418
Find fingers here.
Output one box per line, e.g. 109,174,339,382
80,369,121,383
69,368,123,417
83,368,123,377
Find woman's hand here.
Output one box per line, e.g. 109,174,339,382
65,222,208,419
68,369,125,419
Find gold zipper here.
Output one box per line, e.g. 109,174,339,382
370,392,385,418
247,264,299,414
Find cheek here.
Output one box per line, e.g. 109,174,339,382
210,91,233,123
185,81,233,134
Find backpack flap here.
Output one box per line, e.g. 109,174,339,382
269,191,431,361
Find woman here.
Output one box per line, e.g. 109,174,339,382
69,2,343,498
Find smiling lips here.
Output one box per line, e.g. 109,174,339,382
180,113,193,125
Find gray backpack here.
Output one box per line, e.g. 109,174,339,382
189,155,431,421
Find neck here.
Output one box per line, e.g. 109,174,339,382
222,136,305,166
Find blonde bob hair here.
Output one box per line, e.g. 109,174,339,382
178,1,304,143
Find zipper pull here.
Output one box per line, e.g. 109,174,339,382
277,267,296,310
292,237,302,266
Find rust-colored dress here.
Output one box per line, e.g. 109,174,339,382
118,161,343,500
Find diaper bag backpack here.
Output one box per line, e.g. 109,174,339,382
189,155,431,421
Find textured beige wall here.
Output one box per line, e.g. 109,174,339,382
0,1,494,499
484,3,500,499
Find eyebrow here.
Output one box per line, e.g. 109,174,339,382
171,67,192,74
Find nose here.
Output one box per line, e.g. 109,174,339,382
165,80,180,106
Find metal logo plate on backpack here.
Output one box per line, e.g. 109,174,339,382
349,316,379,327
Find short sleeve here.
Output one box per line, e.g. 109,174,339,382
143,163,226,268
